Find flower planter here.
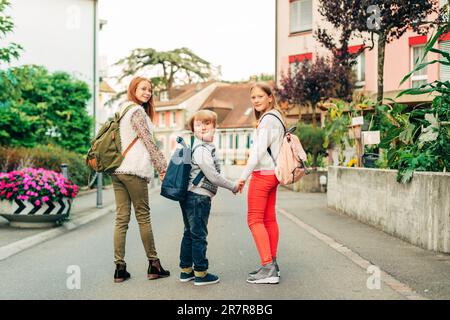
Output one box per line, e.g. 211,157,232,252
0,167,78,229
0,197,72,228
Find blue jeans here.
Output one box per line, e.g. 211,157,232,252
179,191,211,272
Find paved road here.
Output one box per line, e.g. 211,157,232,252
0,186,407,300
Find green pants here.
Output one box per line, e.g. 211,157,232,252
112,174,158,265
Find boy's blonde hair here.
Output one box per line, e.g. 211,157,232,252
188,109,218,131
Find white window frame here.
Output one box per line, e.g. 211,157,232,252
354,53,366,88
160,91,169,102
410,45,428,88
159,112,166,128
289,0,313,34
170,111,177,127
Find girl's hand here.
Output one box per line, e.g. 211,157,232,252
237,179,246,193
159,171,166,181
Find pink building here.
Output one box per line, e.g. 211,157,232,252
276,0,448,113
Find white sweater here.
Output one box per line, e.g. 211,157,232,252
114,103,154,180
239,110,285,181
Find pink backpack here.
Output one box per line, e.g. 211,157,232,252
263,113,309,185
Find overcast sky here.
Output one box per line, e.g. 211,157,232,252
98,0,275,82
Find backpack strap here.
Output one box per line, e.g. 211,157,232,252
259,111,286,166
122,137,139,157
118,103,137,121
259,111,287,134
191,143,210,186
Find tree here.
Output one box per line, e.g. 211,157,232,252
0,0,22,64
0,65,92,153
316,0,439,105
316,0,363,102
276,57,337,127
114,47,211,98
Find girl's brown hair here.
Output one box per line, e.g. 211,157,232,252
250,82,286,127
127,76,155,122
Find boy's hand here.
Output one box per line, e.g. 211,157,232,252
236,179,246,193
159,171,166,181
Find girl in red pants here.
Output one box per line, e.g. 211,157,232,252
237,82,285,284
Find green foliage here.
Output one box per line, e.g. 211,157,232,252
322,100,354,166
0,65,93,153
0,145,91,187
371,24,450,183
0,0,22,65
114,47,211,100
295,123,326,167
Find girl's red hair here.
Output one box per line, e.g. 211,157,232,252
127,77,155,122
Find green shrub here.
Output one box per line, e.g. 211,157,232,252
0,145,91,187
295,123,326,167
0,65,93,153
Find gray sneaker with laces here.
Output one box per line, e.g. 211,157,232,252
246,262,279,284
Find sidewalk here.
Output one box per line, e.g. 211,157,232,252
0,180,161,260
0,186,115,248
276,187,450,300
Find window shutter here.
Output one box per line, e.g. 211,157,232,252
440,41,450,82
290,0,312,33
299,0,312,32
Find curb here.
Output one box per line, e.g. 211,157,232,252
0,186,160,262
0,204,115,262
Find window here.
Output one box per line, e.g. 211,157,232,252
229,134,233,149
170,111,177,127
411,45,428,88
219,134,222,149
353,53,366,87
159,112,166,127
290,0,313,34
246,134,251,149
160,91,169,102
235,135,239,149
440,41,450,82
289,53,312,76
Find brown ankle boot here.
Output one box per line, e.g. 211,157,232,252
147,259,170,280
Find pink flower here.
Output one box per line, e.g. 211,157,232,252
42,196,49,202
35,200,41,206
6,192,12,199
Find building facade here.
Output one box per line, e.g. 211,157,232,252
276,0,447,110
153,81,221,160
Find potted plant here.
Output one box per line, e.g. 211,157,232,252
0,167,78,228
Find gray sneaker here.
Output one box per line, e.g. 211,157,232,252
246,263,279,284
249,259,280,277
248,267,262,277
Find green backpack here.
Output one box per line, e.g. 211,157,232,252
85,104,138,173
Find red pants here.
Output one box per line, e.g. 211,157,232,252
247,171,279,266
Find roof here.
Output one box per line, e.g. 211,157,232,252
200,82,256,129
155,80,216,108
99,81,116,94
